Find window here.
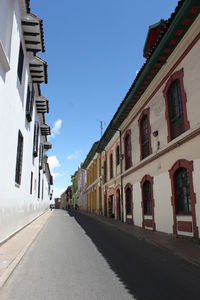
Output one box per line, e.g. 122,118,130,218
167,80,184,140
15,130,23,185
26,83,34,122
110,153,113,179
169,159,198,237
141,115,150,159
163,69,190,142
98,156,101,177
143,181,152,215
124,131,132,170
104,159,107,183
42,179,44,200
38,171,40,199
139,108,152,160
30,171,33,194
174,168,191,214
116,145,120,166
125,187,132,215
39,144,44,169
140,175,155,229
17,43,24,83
33,122,39,157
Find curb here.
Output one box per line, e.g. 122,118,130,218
0,210,52,289
0,209,49,247
0,234,37,288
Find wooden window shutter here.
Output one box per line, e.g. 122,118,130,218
17,43,24,83
26,83,34,122
15,130,24,185
33,122,39,157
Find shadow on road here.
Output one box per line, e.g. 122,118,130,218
67,209,200,300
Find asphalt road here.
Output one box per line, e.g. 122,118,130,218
0,209,200,300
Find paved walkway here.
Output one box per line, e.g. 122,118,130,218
0,210,52,288
77,209,200,267
0,208,199,290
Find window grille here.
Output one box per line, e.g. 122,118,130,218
15,130,23,185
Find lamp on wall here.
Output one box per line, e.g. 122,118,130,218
152,130,158,137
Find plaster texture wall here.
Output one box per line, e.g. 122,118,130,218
0,1,51,243
116,17,200,237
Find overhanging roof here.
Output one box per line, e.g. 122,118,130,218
36,96,49,113
25,0,30,13
143,20,167,59
82,141,99,169
40,124,51,136
22,13,45,53
19,0,30,15
29,55,48,84
43,141,52,150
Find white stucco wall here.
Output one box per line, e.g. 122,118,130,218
117,17,200,237
132,182,142,227
153,173,173,234
0,1,51,243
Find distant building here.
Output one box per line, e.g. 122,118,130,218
77,165,87,210
66,185,72,208
82,142,102,214
60,190,67,210
55,198,60,209
71,171,78,208
0,0,52,243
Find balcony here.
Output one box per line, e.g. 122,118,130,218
29,56,47,84
22,13,45,53
36,96,49,114
40,124,51,136
43,141,52,150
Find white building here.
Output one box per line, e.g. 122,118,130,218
0,0,52,243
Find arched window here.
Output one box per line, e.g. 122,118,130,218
124,131,132,170
143,181,152,215
110,153,113,179
116,189,121,220
141,115,150,159
138,108,152,160
126,187,132,215
103,160,107,183
163,69,189,142
174,167,191,214
167,80,184,140
169,159,198,237
116,145,120,166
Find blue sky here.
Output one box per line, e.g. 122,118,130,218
31,0,178,198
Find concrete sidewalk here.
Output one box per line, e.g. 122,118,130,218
0,210,52,288
77,209,200,268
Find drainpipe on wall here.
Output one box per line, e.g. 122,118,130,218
119,129,124,222
109,127,124,222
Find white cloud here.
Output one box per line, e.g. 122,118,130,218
67,154,77,161
67,150,83,161
48,156,60,172
50,119,62,139
53,172,65,179
47,156,65,181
